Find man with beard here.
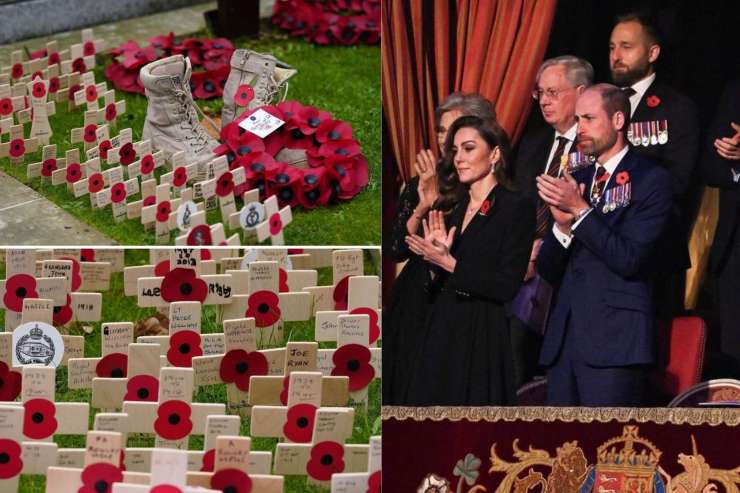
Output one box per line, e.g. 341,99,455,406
609,12,699,319
511,55,593,389
536,84,672,406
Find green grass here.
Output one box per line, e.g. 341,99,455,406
0,23,380,246
1,249,381,492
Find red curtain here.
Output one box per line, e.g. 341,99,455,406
382,0,558,182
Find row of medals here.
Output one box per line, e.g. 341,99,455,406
627,120,669,147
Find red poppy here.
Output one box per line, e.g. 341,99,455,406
279,374,290,405
267,213,283,236
234,84,255,107
3,273,38,312
283,403,317,443
245,290,281,327
68,84,82,101
297,106,331,135
72,57,86,73
268,166,303,208
53,295,74,326
119,142,136,165
42,158,58,177
78,462,123,493
349,307,380,345
331,344,374,391
48,76,60,93
306,441,345,481
65,162,82,183
140,154,155,174
87,172,104,193
48,52,61,66
154,399,193,440
105,103,117,121
161,268,208,303
83,123,97,143
123,374,159,402
215,171,234,197
154,259,170,276
156,200,171,223
85,85,98,103
299,169,333,209
0,438,23,479
367,470,381,493
0,361,22,401
167,330,203,367
333,275,350,310
186,224,212,247
480,199,491,215
316,119,353,143
318,139,361,159
0,98,13,115
96,353,128,378
111,182,127,203
210,468,252,493
172,166,188,187
83,41,96,57
646,95,661,108
32,82,46,98
150,485,182,493
80,248,95,262
616,171,630,185
98,139,112,160
143,195,157,207
279,268,289,292
218,349,268,391
23,398,58,439
9,139,25,158
11,63,23,79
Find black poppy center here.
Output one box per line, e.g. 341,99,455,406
180,282,193,295
276,173,290,184
304,174,318,185
296,21,306,29
220,178,230,188
220,79,227,88
226,153,235,164
137,387,149,399
257,302,270,314
32,412,44,424
179,343,191,354
111,368,124,378
328,131,340,140
53,305,62,314
94,480,108,493
336,165,346,177
291,128,303,139
238,145,252,156
336,148,350,156
0,452,9,464
308,117,321,128
168,413,181,425
251,163,265,172
235,361,249,374
306,189,320,202
347,359,360,372
15,287,27,298
280,188,294,201
321,453,333,466
297,416,309,428
204,81,215,92
13,143,21,151
223,486,237,493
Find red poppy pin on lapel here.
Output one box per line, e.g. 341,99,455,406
479,199,491,215
646,95,661,108
615,171,630,185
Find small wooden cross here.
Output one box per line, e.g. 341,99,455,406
125,140,166,181
60,42,96,76
194,156,248,225
93,165,140,222
330,436,381,492
0,124,39,165
94,89,126,127
27,144,67,179
73,71,107,111
0,83,28,120
70,109,102,151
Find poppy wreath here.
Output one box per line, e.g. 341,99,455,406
105,34,233,99
0,438,23,479
214,101,369,209
78,462,123,493
272,0,380,46
123,374,159,402
218,348,269,391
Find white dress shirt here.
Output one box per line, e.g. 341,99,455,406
628,72,656,117
543,123,578,175
552,145,630,248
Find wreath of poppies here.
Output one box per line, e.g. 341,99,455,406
272,0,380,45
214,101,369,209
105,34,233,99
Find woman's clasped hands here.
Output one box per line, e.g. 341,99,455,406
405,210,458,272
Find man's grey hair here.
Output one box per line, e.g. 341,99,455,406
535,55,594,88
435,92,496,128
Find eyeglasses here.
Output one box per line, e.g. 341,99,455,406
531,87,572,101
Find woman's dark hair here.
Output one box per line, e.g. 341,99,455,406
435,115,514,212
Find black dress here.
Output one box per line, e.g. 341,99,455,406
402,185,535,406
382,177,435,404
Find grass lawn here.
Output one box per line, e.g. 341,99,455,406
0,22,380,246
1,248,381,492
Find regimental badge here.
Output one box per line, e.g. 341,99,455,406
16,324,55,365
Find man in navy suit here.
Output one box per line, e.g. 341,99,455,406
536,83,673,406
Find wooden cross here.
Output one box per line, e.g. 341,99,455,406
314,275,381,346
60,42,96,76
161,151,199,196
175,222,242,251
0,124,39,165
257,196,292,245
330,436,381,492
20,77,55,144
1,50,26,82
140,183,188,244
73,71,107,111
0,83,28,120
304,249,367,314
0,404,24,492
43,250,113,291
0,114,12,138
81,28,104,57
53,71,82,106
27,144,68,179
67,322,134,392
107,134,142,168
71,157,115,207
93,165,141,222
94,89,126,127
70,109,102,151
125,140,166,181
194,156,248,224
85,125,132,163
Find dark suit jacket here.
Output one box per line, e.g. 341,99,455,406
514,126,577,203
703,79,740,273
629,75,700,272
537,149,673,368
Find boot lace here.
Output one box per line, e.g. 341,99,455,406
174,86,219,152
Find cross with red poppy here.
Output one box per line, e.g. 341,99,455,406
17,77,55,146
88,342,162,410
47,148,91,192
49,69,82,106
0,405,24,491
193,156,248,226
255,195,292,245
199,436,284,493
160,154,199,194
314,275,381,347
66,321,133,391
80,28,104,58
0,83,29,120
1,49,27,81
70,156,112,205
303,248,366,314
174,222,241,252
141,182,188,244
126,140,165,181
60,41,96,78
27,144,69,180
0,124,39,165
70,109,103,152
93,169,140,222
85,125,132,163
330,435,382,492
15,278,103,331
72,71,108,111
93,89,126,128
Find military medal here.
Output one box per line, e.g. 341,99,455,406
641,122,649,146
627,123,634,145
658,119,668,144
650,120,659,145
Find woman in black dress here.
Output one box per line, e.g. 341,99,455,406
403,116,535,405
383,93,496,405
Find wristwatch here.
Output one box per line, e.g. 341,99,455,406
573,206,592,223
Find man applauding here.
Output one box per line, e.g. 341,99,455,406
536,84,672,406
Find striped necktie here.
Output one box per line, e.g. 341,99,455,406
535,136,569,237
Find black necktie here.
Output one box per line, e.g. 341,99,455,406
591,165,608,204
622,87,637,97
535,136,569,237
